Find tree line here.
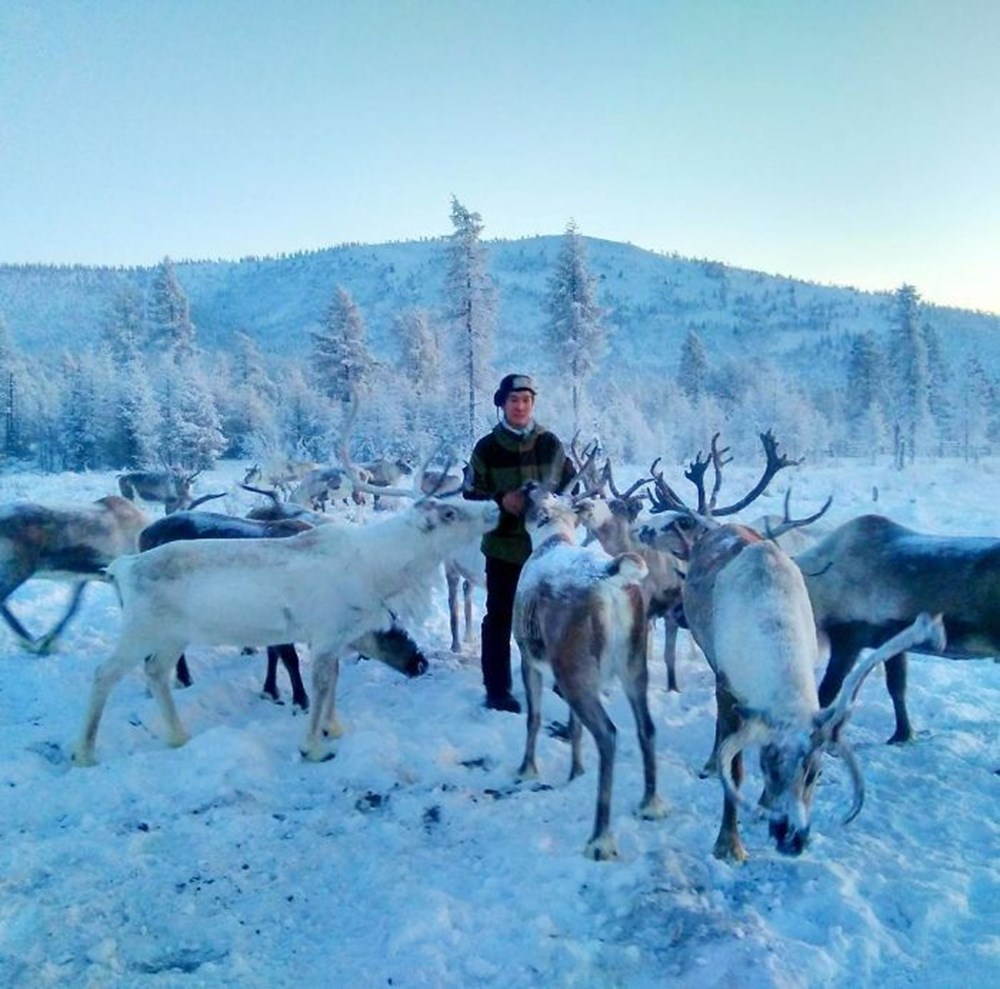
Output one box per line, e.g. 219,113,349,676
0,200,996,476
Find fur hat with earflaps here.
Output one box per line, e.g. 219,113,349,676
493,373,537,407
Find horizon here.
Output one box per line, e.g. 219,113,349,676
2,1,998,314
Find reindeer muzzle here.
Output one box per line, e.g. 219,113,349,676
770,818,810,856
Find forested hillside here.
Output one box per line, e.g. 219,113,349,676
1,212,997,473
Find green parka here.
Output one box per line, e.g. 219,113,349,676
463,420,575,564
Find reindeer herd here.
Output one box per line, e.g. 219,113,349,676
1,431,996,865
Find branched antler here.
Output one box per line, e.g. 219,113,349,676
683,433,732,513
648,457,691,514
711,430,801,517
763,490,833,541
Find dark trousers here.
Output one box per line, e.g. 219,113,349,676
481,556,524,698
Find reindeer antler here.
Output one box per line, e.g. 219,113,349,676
683,433,732,513
647,457,691,514
763,490,833,541
710,430,801,517
603,459,651,502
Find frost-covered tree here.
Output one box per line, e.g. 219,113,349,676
545,221,605,434
844,331,887,451
278,365,331,461
114,352,161,467
102,285,146,366
0,314,27,459
677,328,710,404
60,353,100,470
396,307,447,443
221,332,280,457
147,257,196,362
922,321,952,445
158,358,226,469
886,284,933,467
956,356,994,461
311,286,374,404
444,197,497,447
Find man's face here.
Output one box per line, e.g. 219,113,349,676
504,389,535,428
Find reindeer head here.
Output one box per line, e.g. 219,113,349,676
717,717,826,856
718,612,945,856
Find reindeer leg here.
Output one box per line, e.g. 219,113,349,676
463,578,473,646
279,643,309,712
713,693,747,863
818,624,867,708
145,647,190,749
447,569,462,653
73,640,145,766
1,564,46,650
714,746,747,863
622,650,666,821
884,652,913,744
26,582,89,655
301,649,340,761
568,710,584,780
662,615,680,693
262,645,283,703
699,680,727,778
174,653,193,688
516,656,543,780
1,602,38,648
568,694,618,861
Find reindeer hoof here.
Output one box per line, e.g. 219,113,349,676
71,748,97,768
713,839,747,864
584,835,619,861
639,795,668,820
300,744,337,763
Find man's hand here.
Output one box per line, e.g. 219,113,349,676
500,490,526,516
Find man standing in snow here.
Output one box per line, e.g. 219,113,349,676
463,374,575,712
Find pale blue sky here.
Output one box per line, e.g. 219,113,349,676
2,0,997,312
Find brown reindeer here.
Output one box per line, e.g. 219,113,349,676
514,483,666,860
0,496,150,653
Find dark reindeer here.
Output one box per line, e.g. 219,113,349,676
796,514,1000,743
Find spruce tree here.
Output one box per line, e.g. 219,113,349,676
444,197,496,448
677,328,710,404
147,257,196,362
311,286,374,405
545,221,605,434
886,284,933,467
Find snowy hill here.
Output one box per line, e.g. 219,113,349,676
2,237,997,383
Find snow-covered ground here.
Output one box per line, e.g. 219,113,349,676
1,458,997,988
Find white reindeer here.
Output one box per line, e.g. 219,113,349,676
513,483,666,860
681,521,944,861
73,495,500,765
638,430,937,861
